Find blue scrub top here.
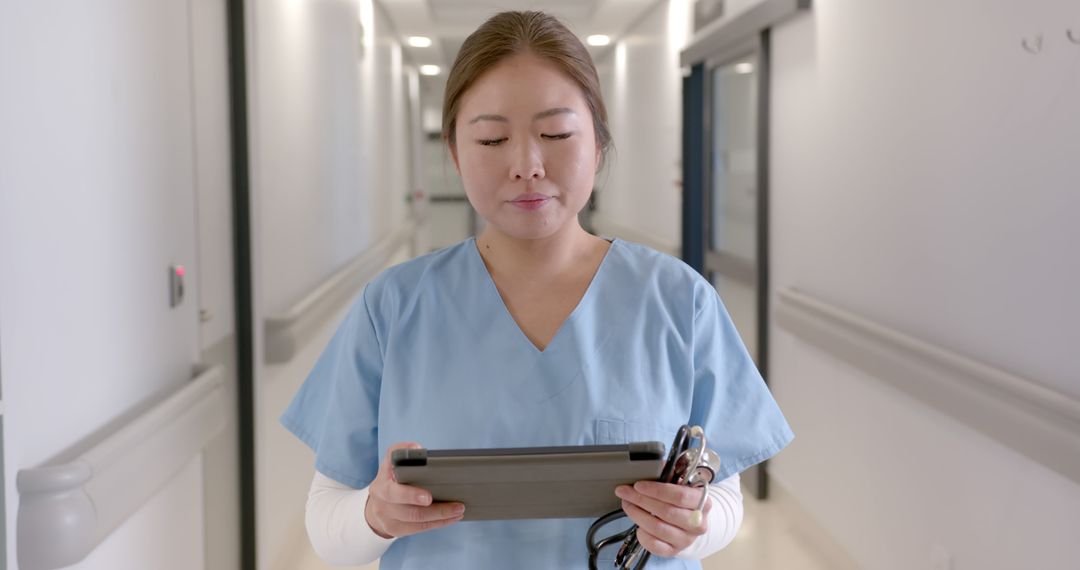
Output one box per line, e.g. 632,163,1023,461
281,237,793,569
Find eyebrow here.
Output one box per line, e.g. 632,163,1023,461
467,107,576,124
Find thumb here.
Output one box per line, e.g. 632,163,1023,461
383,441,424,482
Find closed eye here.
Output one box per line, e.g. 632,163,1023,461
541,133,572,140
478,138,507,146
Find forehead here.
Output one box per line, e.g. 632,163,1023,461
458,53,588,117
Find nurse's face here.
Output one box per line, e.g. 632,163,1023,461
450,53,600,241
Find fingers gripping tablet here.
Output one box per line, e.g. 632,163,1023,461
391,442,665,521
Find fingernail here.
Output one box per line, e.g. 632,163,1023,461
614,486,627,498
453,505,465,515
417,493,430,505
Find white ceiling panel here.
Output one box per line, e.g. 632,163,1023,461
429,3,599,28
379,0,661,71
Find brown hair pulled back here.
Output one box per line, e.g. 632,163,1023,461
442,11,612,167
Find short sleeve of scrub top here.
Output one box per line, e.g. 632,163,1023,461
280,238,794,570
279,284,385,488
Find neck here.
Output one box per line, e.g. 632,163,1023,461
475,221,597,280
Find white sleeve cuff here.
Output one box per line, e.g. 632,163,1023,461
305,471,397,565
675,472,744,560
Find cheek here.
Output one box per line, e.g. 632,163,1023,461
457,152,506,216
459,150,502,185
547,143,597,186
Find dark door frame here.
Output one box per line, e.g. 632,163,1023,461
225,1,256,568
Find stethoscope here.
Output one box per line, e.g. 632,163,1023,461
586,425,721,569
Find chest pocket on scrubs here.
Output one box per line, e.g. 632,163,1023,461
595,418,667,446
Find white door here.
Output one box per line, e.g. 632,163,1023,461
0,0,233,568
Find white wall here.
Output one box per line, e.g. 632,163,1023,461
593,0,693,254
0,0,228,567
247,0,416,567
251,0,413,317
768,1,1080,568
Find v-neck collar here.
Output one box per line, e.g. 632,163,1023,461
468,236,618,355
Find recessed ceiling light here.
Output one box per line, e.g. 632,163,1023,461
407,36,433,48
420,65,441,76
734,62,754,74
586,35,611,47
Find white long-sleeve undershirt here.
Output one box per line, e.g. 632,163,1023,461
305,470,743,565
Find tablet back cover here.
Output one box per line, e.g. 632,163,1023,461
392,442,665,521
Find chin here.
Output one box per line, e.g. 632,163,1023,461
487,218,573,242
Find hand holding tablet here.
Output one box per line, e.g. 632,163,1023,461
365,442,467,538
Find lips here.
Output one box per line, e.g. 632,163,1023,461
511,193,552,203
509,193,552,211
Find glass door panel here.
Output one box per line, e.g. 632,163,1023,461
709,53,760,364
707,50,768,498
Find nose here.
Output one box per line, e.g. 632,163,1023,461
509,139,545,181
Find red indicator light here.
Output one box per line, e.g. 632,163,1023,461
175,266,186,277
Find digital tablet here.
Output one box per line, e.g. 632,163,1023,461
391,442,665,521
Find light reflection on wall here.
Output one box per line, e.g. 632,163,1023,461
667,0,693,54
358,0,375,52
613,40,628,134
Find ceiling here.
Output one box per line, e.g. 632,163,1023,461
377,0,662,72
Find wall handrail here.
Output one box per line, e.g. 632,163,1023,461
264,219,418,364
775,287,1080,485
16,364,228,570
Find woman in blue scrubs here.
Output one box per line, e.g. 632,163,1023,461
282,10,792,569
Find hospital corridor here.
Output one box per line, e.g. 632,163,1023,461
2,0,1079,569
